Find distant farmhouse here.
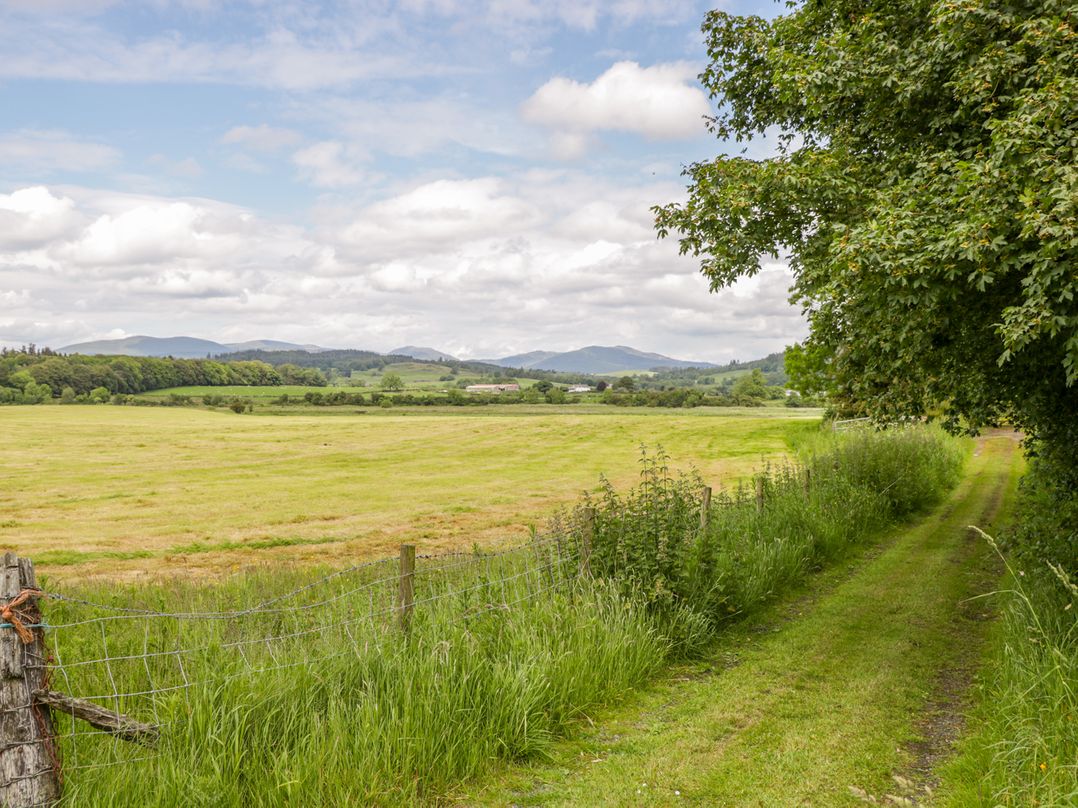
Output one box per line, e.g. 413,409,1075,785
465,383,520,393
567,385,593,394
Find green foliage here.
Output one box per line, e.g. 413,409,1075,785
0,350,285,401
655,0,1077,450
50,559,667,806
940,524,1078,805
380,371,405,391
573,428,962,640
545,387,567,404
730,368,768,400
613,376,635,392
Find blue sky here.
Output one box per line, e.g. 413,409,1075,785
0,0,803,362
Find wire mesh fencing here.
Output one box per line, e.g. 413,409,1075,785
0,530,588,806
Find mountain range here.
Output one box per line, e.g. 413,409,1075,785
476,345,718,373
60,336,720,374
60,335,324,358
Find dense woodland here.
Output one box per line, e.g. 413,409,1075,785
0,346,324,402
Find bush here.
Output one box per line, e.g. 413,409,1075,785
566,427,962,643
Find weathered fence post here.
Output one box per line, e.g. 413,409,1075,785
699,486,712,533
755,477,765,512
580,507,595,577
397,544,415,632
0,553,60,807
802,468,811,498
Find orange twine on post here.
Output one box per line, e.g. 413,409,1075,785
2,588,45,644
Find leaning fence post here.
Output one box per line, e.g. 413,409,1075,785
580,507,595,577
397,544,415,632
699,486,712,533
755,477,765,512
0,553,60,807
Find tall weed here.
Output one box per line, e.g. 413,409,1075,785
569,426,962,645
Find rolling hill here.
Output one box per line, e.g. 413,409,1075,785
389,346,459,362
480,345,718,374
60,336,323,358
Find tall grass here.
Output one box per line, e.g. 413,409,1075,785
940,475,1078,806
40,426,962,805
573,426,963,644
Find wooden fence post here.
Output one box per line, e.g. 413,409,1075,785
580,507,595,577
0,553,60,807
755,477,765,512
802,468,811,498
699,486,712,533
397,544,415,632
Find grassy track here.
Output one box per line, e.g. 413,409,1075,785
467,433,1021,806
0,406,818,579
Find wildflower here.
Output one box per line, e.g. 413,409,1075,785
1040,762,1047,771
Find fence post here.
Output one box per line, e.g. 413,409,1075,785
580,507,595,577
0,553,60,807
699,486,712,533
755,477,765,512
397,544,415,632
802,467,811,498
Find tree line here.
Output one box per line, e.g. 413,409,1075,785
0,350,327,403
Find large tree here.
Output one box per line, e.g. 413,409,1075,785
656,0,1076,473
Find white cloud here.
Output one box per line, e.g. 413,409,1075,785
523,61,711,149
0,20,423,91
291,95,532,160
0,178,806,361
0,186,83,250
0,130,120,175
292,141,369,188
339,178,540,261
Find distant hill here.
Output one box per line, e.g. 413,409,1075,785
389,346,458,362
481,345,718,374
61,335,322,358
478,350,559,367
61,335,232,358
225,339,324,353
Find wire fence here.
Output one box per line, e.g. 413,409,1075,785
0,449,896,805
0,529,593,806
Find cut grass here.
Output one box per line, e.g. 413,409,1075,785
39,428,962,806
0,406,820,579
464,433,1020,807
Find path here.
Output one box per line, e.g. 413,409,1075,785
464,434,1021,807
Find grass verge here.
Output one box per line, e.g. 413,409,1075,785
465,433,1018,806
935,456,1078,807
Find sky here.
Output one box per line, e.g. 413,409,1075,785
0,0,803,363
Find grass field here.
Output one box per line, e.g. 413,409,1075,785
38,426,963,806
0,405,821,580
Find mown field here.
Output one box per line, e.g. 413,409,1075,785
0,405,822,580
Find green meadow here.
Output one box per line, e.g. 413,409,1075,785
0,405,821,579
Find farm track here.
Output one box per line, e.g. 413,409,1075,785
466,434,1021,807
